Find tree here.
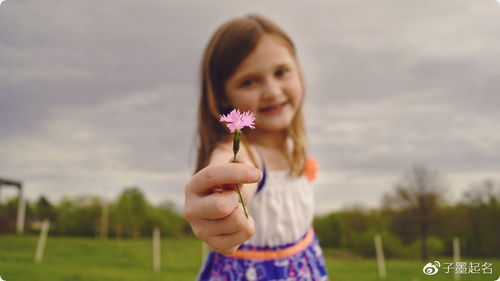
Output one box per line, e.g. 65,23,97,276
55,196,101,236
34,196,56,222
460,179,500,257
113,187,148,238
382,165,447,260
313,213,341,248
0,197,33,233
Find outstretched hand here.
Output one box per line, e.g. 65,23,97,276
183,161,262,254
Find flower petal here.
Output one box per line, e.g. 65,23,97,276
228,109,241,123
226,122,238,133
241,111,255,129
220,113,230,122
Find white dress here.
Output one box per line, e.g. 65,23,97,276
197,161,329,281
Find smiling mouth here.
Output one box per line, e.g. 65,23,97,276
259,101,288,113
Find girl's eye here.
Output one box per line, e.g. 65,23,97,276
240,78,256,88
275,68,289,77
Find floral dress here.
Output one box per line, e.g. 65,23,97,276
197,160,329,281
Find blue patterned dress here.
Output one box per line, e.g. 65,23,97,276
197,161,329,281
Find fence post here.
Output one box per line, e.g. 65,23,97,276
453,237,460,281
16,191,26,234
35,219,50,264
374,234,386,279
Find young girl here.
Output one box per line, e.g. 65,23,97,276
184,14,329,281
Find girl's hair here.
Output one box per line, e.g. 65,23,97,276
195,14,307,176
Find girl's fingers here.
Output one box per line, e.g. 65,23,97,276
187,163,262,195
196,203,249,235
186,189,240,220
206,216,255,254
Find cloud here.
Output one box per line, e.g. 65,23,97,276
0,82,195,204
1,0,499,213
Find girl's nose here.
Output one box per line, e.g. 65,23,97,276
261,78,282,99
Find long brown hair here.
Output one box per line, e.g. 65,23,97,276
195,14,307,176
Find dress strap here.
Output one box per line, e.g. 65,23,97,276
254,146,267,193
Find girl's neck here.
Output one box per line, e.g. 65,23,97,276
246,129,287,150
246,129,290,171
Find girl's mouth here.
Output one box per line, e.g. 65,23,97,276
259,101,288,115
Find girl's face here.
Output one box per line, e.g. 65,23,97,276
224,34,304,132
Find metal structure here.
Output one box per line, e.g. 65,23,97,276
0,177,25,234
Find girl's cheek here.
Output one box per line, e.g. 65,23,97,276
230,96,250,111
227,90,246,108
289,80,304,103
242,98,258,112
239,92,259,109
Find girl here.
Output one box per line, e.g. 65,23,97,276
184,14,329,281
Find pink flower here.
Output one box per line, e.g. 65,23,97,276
220,109,255,133
219,109,255,219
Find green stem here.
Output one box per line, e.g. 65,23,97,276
232,130,249,219
235,182,249,219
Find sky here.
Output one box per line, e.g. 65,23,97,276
0,0,499,215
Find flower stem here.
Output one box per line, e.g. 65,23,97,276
234,183,249,219
232,130,249,219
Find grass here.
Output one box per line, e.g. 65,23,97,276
0,235,498,281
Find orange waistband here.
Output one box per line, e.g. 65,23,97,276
224,228,314,260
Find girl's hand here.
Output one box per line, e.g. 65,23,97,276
183,162,262,254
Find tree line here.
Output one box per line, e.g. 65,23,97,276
0,187,191,238
314,166,500,259
1,166,498,259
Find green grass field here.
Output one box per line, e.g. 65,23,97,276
0,235,498,281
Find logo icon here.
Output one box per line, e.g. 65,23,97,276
423,261,441,275
0,0,6,6
0,275,6,281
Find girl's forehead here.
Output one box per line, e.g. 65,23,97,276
233,34,297,75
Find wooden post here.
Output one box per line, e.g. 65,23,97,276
374,234,386,279
152,227,161,273
35,219,50,264
453,237,460,281
16,187,26,234
0,178,24,234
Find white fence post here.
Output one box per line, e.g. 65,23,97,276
374,234,386,279
453,237,460,281
35,219,50,264
16,192,26,234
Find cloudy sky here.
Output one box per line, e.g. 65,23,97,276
1,0,499,214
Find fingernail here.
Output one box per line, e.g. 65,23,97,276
251,169,262,181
